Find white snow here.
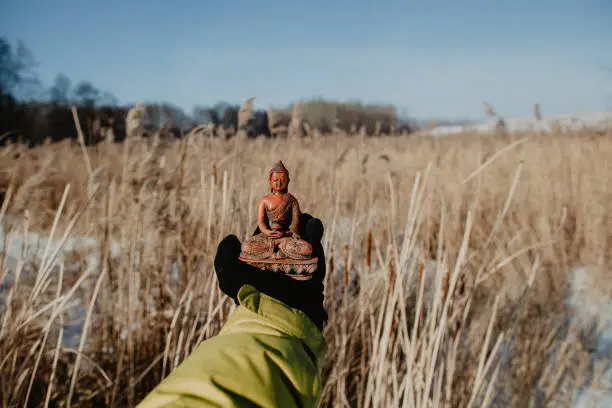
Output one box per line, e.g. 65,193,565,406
419,110,612,136
1,222,610,405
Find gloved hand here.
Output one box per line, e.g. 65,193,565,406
214,213,328,331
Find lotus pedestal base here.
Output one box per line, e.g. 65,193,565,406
238,256,319,281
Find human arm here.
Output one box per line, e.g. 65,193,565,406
135,285,327,408
136,214,328,408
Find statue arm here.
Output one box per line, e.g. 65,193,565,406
289,196,300,237
257,199,271,235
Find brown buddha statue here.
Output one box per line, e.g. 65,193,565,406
239,161,318,279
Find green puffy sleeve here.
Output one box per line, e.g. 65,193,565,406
136,284,327,408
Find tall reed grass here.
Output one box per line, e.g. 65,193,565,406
1,128,611,407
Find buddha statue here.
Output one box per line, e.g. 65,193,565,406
239,161,318,279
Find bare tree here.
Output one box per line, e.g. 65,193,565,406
0,37,40,97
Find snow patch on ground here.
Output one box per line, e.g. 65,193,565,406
568,265,612,407
1,223,610,404
0,224,122,275
420,110,612,137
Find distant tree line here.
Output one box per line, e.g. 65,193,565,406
0,37,416,147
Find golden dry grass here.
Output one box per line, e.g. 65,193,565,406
0,129,611,407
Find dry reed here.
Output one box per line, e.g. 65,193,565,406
0,127,611,407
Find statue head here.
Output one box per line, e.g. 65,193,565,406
269,160,290,193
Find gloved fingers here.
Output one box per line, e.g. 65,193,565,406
214,234,242,269
214,234,247,302
304,217,324,246
302,217,326,285
298,212,314,233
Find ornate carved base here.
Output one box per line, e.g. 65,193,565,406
238,256,319,281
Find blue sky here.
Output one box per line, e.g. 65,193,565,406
2,0,611,120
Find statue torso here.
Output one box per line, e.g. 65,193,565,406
264,193,295,230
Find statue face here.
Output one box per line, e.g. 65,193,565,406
269,171,289,192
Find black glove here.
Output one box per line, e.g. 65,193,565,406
214,213,328,331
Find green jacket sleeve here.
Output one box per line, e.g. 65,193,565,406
136,284,328,408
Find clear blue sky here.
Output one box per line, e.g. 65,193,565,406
2,0,611,120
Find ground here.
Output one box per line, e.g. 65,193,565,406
1,130,611,407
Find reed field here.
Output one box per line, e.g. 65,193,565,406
1,128,611,407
